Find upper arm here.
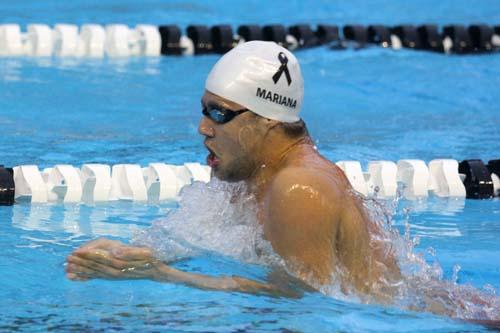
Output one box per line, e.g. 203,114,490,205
263,167,342,284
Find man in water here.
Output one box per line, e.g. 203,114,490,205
65,41,400,301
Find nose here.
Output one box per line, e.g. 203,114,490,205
198,116,215,137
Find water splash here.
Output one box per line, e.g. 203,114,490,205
133,179,499,321
132,179,282,267
361,194,500,321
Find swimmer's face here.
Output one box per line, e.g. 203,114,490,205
199,91,269,182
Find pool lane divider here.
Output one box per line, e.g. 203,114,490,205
0,159,498,206
8,163,211,205
0,23,499,58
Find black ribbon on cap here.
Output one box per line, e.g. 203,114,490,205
272,52,292,86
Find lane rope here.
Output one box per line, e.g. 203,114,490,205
0,158,498,205
0,23,499,57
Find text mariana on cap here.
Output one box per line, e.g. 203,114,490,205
255,87,297,109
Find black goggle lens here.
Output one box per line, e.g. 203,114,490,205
202,106,248,124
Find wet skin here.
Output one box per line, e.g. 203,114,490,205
66,91,400,300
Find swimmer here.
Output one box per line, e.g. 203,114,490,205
65,42,499,323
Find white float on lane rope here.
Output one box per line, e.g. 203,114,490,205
336,160,368,196
81,164,112,203
53,24,79,56
428,159,466,198
45,165,83,202
13,165,48,203
0,24,24,56
105,24,131,57
367,161,398,198
397,159,429,199
110,164,148,201
25,24,53,56
143,163,179,202
135,24,161,56
80,24,106,57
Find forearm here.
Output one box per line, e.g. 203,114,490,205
152,262,278,296
153,263,233,289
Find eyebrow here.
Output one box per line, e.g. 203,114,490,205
201,98,221,109
205,101,225,109
202,97,239,110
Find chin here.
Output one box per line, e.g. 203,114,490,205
213,169,240,182
213,162,250,183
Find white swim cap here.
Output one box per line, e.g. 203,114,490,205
205,41,303,123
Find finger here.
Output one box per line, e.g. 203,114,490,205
67,263,98,276
67,253,125,273
66,258,115,281
73,248,116,265
66,263,99,280
68,253,149,272
112,246,154,261
81,259,151,280
68,260,123,280
69,251,112,266
74,277,89,281
67,272,88,281
67,255,105,272
66,261,91,274
72,250,147,270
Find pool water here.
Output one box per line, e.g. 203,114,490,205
1,0,500,332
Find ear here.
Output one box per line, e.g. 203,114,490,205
238,125,256,151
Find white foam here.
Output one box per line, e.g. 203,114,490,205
133,179,280,266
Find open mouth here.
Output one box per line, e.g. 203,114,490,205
205,144,220,168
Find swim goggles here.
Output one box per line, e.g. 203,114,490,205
202,105,249,124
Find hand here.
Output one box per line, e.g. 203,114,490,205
66,238,162,281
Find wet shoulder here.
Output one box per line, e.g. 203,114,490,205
279,146,351,191
268,162,348,205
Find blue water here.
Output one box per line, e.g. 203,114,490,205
1,1,500,332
